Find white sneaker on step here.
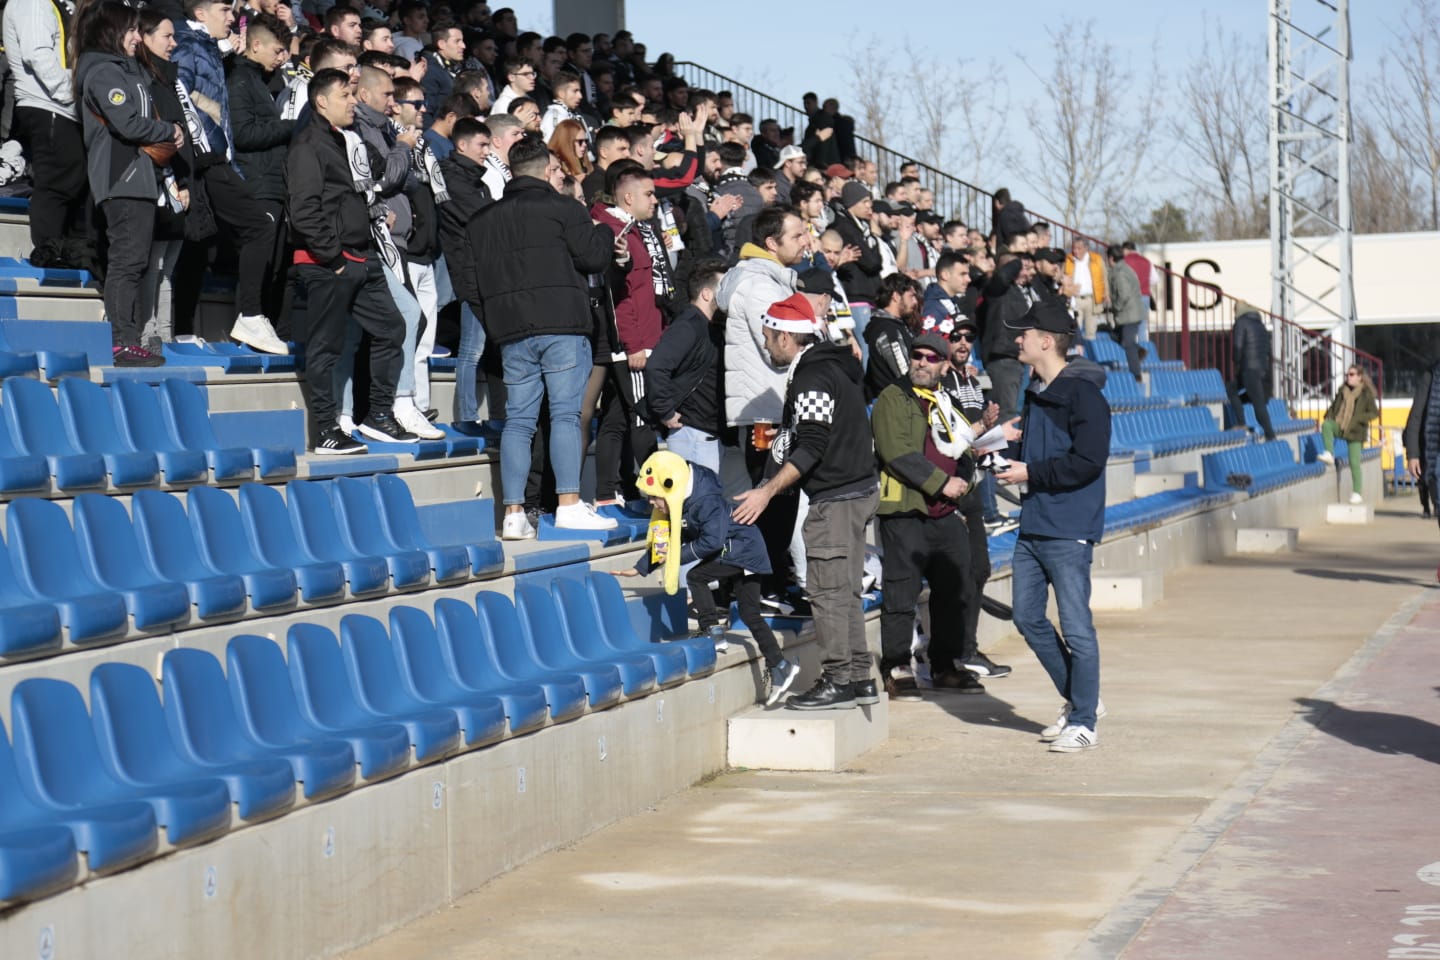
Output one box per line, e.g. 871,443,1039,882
554,501,618,530
230,314,289,355
1316,451,1335,465
395,402,444,440
1349,492,1364,505
501,512,536,540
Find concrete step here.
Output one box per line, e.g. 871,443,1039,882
728,694,889,771
1134,471,1198,497
1091,571,1164,611
1326,503,1373,524
1235,527,1299,553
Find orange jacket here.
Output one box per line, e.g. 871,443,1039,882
1064,253,1107,304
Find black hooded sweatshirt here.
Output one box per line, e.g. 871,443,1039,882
775,340,877,501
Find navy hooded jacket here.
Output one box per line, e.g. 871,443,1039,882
1013,358,1111,542
634,465,771,575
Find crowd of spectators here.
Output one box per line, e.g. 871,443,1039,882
2,1,1142,723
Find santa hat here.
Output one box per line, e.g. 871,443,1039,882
762,293,821,333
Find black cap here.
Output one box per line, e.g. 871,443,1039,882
1005,300,1074,334
794,268,834,295
917,210,943,226
1037,246,1067,265
910,331,951,357
871,199,896,215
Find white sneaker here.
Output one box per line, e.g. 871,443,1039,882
501,512,536,540
395,402,444,440
554,501,618,531
1048,724,1099,753
1349,492,1364,505
230,314,289,355
1040,699,1107,741
1316,450,1335,465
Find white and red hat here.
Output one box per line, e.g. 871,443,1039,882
762,293,821,334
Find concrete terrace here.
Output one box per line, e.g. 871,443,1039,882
345,503,1440,960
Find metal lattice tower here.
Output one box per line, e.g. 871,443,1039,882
1268,0,1357,396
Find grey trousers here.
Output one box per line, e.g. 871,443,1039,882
803,487,879,685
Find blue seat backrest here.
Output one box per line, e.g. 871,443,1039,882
112,380,184,454
286,623,361,727
158,380,221,449
286,480,353,560
131,488,216,582
387,605,462,701
186,486,263,569
514,583,571,666
89,662,188,784
6,497,104,599
474,590,538,678
160,647,250,763
57,379,137,456
10,679,113,806
331,477,407,556
238,483,314,564
225,634,312,746
433,597,501,687
3,376,83,457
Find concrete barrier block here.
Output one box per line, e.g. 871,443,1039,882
1134,472,1197,497
1326,503,1373,525
1091,572,1164,611
728,695,889,771
1235,527,1299,553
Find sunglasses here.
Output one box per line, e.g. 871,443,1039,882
950,332,977,342
909,351,945,364
397,99,425,107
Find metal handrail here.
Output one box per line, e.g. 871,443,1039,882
671,59,1385,421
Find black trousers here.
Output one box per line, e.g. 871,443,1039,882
687,561,783,667
743,439,800,594
13,107,88,249
1111,323,1143,381
297,259,404,438
878,511,972,671
596,360,657,500
100,198,156,347
1226,369,1276,440
959,503,990,661
174,167,281,326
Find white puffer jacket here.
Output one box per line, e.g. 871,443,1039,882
717,245,797,426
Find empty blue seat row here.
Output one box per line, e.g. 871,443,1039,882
1202,440,1325,495
1149,368,1228,405
163,341,299,375
1297,432,1383,465
1103,486,1235,535
1237,398,1313,435
0,377,295,494
0,572,705,905
0,475,506,658
1084,336,1184,371
1101,374,1167,411
1112,407,1246,456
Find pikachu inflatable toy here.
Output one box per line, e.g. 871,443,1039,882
637,450,691,596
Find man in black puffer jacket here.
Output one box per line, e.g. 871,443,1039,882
437,117,492,423
979,252,1037,423
1226,302,1276,441
468,134,620,538
734,293,879,712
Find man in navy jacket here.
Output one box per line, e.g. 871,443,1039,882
994,301,1111,753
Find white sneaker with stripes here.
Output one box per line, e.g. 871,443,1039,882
1048,725,1098,753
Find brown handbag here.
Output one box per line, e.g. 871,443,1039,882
140,140,178,166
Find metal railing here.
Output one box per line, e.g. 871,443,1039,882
673,62,996,229
672,60,1384,427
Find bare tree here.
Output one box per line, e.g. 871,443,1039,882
841,38,902,150
1369,0,1440,230
1009,20,1161,236
1167,20,1268,239
1350,117,1423,234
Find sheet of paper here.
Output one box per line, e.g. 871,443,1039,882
972,424,1011,454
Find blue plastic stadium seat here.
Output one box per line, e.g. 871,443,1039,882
112,379,251,483
1202,439,1324,494
514,584,637,700
208,342,297,374
552,576,687,686
237,483,386,598
72,494,246,622
364,475,474,582
89,663,296,822
283,480,397,594
188,485,339,605
586,573,717,677
61,378,207,485
337,612,507,745
460,594,590,720
133,488,296,612
407,489,505,577
161,341,266,374
328,477,435,588
0,716,154,880
286,622,461,763
1,377,107,490
0,418,52,495
160,648,355,801
421,599,554,732
8,496,188,634
0,541,63,657
54,379,161,487
159,379,297,480
391,607,547,736
0,350,40,381
10,679,231,847
225,635,411,781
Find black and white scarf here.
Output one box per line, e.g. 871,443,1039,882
386,116,448,203
606,206,674,301
340,128,405,285
277,62,311,122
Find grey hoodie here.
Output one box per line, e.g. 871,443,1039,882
76,51,175,204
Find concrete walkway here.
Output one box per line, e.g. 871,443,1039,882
345,504,1440,960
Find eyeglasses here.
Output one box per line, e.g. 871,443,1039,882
909,351,945,365
398,99,425,107
574,138,588,146
951,332,976,343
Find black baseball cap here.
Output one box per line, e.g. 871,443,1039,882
1005,301,1074,334
794,268,834,295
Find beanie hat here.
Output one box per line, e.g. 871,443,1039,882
762,292,821,333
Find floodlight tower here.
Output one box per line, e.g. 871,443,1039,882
1268,0,1357,397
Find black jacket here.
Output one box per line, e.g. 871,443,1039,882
1232,309,1271,375
420,51,458,116
993,200,1031,247
437,153,491,305
830,204,882,303
863,309,913,402
286,119,376,269
778,341,877,501
979,258,1029,363
405,181,441,265
469,176,615,347
227,55,293,203
645,304,721,435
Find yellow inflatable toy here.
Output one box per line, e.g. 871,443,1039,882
637,450,692,595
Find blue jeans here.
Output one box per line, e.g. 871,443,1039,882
849,302,873,366
500,334,588,505
383,266,422,398
455,301,486,422
1011,536,1101,729
663,425,720,474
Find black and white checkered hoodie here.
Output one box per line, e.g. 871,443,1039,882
773,341,877,502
